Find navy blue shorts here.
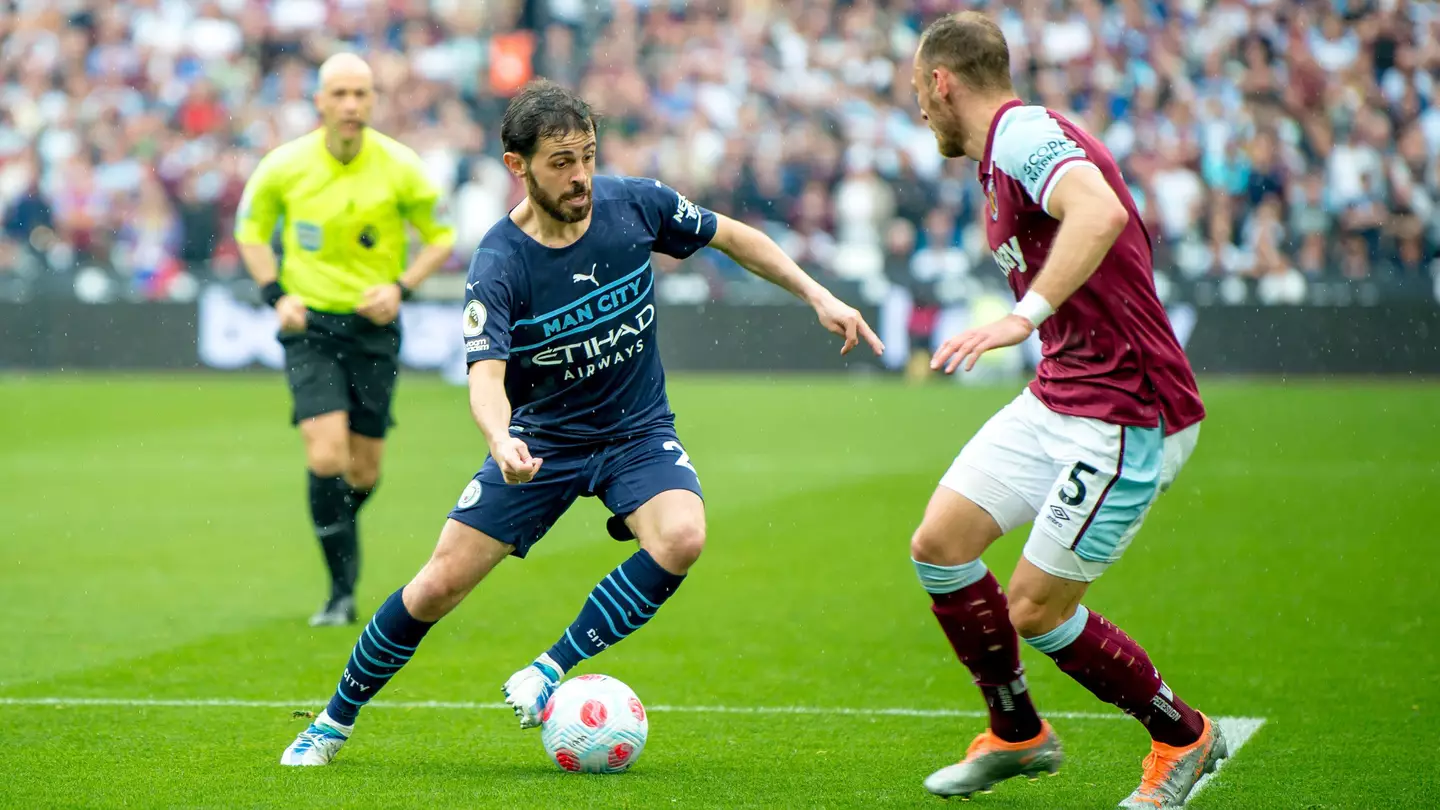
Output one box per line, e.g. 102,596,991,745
447,426,703,558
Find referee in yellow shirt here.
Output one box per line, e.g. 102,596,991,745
236,53,456,626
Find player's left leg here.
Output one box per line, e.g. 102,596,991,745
503,432,704,727
538,486,702,665
1014,420,1224,807
522,488,700,681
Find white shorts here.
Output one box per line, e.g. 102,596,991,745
940,388,1200,582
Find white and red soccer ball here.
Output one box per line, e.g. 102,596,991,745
540,674,648,774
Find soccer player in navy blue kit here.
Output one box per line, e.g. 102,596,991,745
281,79,883,765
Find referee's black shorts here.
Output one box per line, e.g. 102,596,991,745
279,310,401,438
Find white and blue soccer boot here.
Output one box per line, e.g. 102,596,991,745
501,653,562,729
280,710,353,766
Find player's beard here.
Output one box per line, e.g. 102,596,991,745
526,170,592,224
931,115,965,159
935,128,965,159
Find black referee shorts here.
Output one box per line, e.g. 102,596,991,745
279,310,401,439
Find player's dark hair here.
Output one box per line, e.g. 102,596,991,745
500,79,596,159
918,12,1012,94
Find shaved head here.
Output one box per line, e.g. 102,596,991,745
314,52,375,153
318,52,372,88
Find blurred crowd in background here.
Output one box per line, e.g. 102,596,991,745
0,0,1437,308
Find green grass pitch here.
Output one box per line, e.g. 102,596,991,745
1,373,1436,808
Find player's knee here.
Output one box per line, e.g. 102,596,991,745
1008,596,1064,639
655,521,705,570
403,571,463,623
346,466,379,492
910,522,978,566
306,444,349,478
909,525,942,564
404,554,475,622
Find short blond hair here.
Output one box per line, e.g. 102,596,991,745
918,12,1013,95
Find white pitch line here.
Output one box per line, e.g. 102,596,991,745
0,696,1116,718
1184,716,1267,806
0,697,1266,803
0,696,1266,729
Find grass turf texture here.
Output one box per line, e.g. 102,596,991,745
0,373,1435,809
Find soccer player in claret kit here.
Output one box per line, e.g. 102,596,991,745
236,54,456,626
904,13,1225,808
280,79,883,766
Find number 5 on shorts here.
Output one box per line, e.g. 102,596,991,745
662,440,698,479
1058,462,1099,506
1041,460,1108,548
1036,425,1168,568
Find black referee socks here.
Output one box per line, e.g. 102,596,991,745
308,471,359,601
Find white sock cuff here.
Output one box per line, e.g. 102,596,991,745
316,709,354,735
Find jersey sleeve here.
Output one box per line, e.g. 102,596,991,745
234,152,285,245
462,247,513,365
627,177,718,259
400,157,458,248
990,108,1097,217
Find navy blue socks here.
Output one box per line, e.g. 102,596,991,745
545,549,685,673
324,588,434,725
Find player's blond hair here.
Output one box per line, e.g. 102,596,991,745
918,12,1013,95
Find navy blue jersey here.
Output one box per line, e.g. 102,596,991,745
461,175,718,445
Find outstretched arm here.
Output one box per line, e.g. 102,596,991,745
708,214,885,356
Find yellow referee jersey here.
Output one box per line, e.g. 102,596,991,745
235,128,457,313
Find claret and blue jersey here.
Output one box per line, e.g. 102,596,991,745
462,175,718,445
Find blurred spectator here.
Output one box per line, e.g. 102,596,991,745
175,173,221,273
0,0,1433,307
1288,174,1332,278
1341,173,1388,280
1247,194,1306,305
1151,143,1206,246
115,174,183,299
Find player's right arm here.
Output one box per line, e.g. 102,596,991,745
934,112,1128,373
462,247,540,484
235,151,306,331
467,360,541,484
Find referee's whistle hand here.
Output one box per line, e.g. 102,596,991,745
356,283,402,325
276,296,308,333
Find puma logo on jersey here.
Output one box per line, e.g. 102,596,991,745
992,235,1028,277
572,264,599,286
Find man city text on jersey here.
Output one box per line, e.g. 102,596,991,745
462,175,718,444
525,262,654,378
